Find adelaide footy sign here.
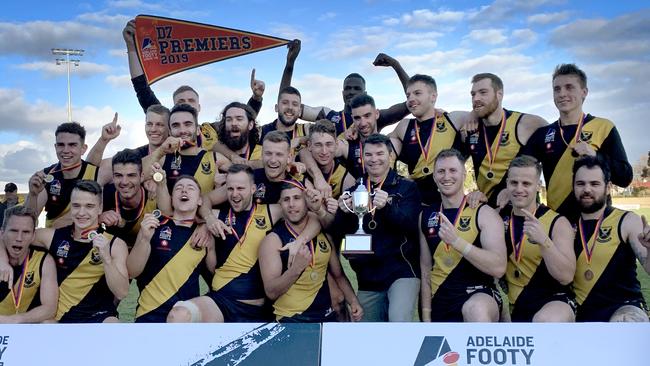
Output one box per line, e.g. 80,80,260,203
134,15,290,84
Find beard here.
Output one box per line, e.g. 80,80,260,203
224,129,249,151
475,96,499,119
278,113,297,127
579,193,607,214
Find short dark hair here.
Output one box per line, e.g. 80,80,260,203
262,130,291,147
553,63,588,89
112,149,143,173
363,133,394,154
280,179,306,193
2,205,37,231
350,94,376,110
573,155,610,184
434,148,466,166
218,102,260,147
73,180,102,202
4,182,17,193
278,86,302,101
169,103,198,126
408,74,437,92
146,104,170,121
173,85,199,101
344,73,366,85
472,73,503,92
55,122,86,141
308,119,337,140
227,164,255,182
508,155,542,178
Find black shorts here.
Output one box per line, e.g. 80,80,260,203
430,285,502,322
278,308,337,323
511,292,577,322
59,308,118,323
207,291,272,323
577,298,649,322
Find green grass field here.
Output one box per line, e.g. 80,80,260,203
117,207,650,322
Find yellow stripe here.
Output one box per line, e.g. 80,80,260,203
411,115,456,180
0,251,45,315
136,239,205,318
573,209,624,304
249,144,262,161
46,163,98,227
476,112,521,199
199,123,218,151
547,118,613,210
194,150,216,194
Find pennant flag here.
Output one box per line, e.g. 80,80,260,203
134,15,290,84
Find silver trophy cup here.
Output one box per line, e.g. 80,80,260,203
341,185,375,255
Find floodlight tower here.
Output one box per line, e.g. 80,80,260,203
52,48,84,122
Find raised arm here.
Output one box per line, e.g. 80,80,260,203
123,19,160,113
373,53,409,92
279,40,301,93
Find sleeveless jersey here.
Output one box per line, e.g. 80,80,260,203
253,169,305,204
573,207,643,308
135,219,204,322
308,158,350,199
43,160,99,227
199,122,219,151
211,204,273,300
501,205,567,307
272,221,332,321
49,225,117,320
162,149,216,194
102,184,157,248
466,109,524,204
420,202,492,301
325,110,352,138
345,137,365,179
0,248,48,315
260,121,308,155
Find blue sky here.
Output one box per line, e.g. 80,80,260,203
1,0,648,189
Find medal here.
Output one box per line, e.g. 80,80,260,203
486,171,494,180
44,161,82,183
422,166,430,175
44,174,54,183
414,115,437,174
514,269,520,278
117,218,126,228
444,257,454,267
368,220,377,230
152,209,162,219
578,213,605,265
88,231,99,240
440,196,468,252
310,271,319,282
285,222,316,268
558,113,586,155
153,172,163,182
584,269,594,281
481,111,506,182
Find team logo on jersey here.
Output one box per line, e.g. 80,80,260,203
201,124,214,141
318,239,329,253
89,248,103,265
49,180,62,196
24,271,35,288
159,226,172,241
436,120,447,132
201,160,213,175
56,241,70,258
580,131,593,143
469,132,480,145
458,216,471,231
170,155,182,171
499,131,510,146
409,129,417,143
254,183,266,202
502,216,510,231
597,226,612,243
330,114,341,123
544,129,556,143
427,212,439,235
254,216,267,229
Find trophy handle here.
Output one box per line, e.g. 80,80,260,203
342,191,354,213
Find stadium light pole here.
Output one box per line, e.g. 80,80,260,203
52,48,84,122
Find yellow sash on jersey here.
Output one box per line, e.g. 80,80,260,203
136,236,205,318
430,205,480,296
546,117,614,210
477,111,522,199
574,209,625,305
506,208,558,304
46,163,98,228
0,250,46,315
56,233,114,320
275,233,331,319
328,162,348,199
249,144,262,161
212,205,272,292
194,150,217,194
199,122,218,151
411,114,457,180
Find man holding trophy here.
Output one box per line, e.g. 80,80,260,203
333,134,421,322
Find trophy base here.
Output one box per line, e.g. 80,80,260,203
342,234,373,256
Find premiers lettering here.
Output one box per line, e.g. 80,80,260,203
155,26,251,65
466,336,534,365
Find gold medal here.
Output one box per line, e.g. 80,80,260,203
584,269,594,281
422,166,430,175
153,172,164,182
152,209,162,219
44,174,55,183
486,171,494,180
310,271,319,282
88,231,99,240
368,220,377,230
117,218,126,228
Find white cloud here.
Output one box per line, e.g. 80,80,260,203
318,12,337,21
397,9,466,28
511,29,538,46
382,17,400,26
105,74,133,89
464,29,507,45
16,61,111,78
527,11,571,25
269,23,308,42
470,0,564,24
